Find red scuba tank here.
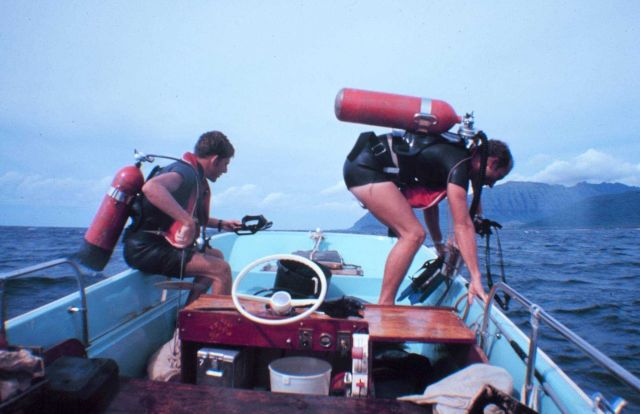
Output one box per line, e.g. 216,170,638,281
77,164,144,270
335,88,461,133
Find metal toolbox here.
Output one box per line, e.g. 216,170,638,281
196,347,250,388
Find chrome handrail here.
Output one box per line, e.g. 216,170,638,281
480,282,640,410
0,258,90,347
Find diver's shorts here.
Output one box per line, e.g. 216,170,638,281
123,230,195,277
343,138,394,189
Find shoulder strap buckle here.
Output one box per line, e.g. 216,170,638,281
370,141,387,157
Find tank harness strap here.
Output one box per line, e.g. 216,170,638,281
367,132,400,175
347,131,399,175
468,131,488,218
373,131,446,178
385,134,400,174
351,131,465,182
369,132,402,175
127,165,163,233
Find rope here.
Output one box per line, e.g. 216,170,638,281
480,221,510,310
169,248,188,362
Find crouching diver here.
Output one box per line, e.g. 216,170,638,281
123,131,242,303
343,120,513,305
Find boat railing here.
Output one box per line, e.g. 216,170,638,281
0,258,90,347
481,282,638,413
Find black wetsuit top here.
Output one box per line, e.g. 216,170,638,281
133,161,206,232
343,133,471,190
123,161,206,276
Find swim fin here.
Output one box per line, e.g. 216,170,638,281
397,256,446,303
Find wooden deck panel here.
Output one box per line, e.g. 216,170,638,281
172,297,482,408
180,295,368,352
182,296,476,345
363,305,476,344
104,378,431,413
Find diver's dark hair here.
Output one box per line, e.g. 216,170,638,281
488,139,513,172
195,131,235,159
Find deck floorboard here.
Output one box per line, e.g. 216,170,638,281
363,305,476,344
104,378,431,413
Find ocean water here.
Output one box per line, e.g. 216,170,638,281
0,225,638,410
490,228,640,411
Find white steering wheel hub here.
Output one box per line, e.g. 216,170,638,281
270,291,293,315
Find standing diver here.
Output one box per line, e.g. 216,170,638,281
343,123,513,305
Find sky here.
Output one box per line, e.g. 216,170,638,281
1,1,639,229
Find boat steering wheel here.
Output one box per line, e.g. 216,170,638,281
231,254,328,326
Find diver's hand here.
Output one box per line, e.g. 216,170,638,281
174,219,197,248
473,216,502,236
220,219,242,232
468,278,488,304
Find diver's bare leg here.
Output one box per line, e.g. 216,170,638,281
184,252,232,303
350,182,425,305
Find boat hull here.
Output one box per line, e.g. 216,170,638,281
6,231,598,412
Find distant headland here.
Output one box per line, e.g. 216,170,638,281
348,181,640,232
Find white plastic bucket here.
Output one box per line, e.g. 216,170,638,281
268,356,332,395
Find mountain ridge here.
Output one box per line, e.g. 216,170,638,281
348,181,640,232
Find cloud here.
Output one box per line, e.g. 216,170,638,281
214,185,298,210
320,180,346,195
214,184,259,207
0,171,110,206
522,149,640,186
260,192,291,207
0,172,364,229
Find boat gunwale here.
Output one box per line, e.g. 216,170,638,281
3,230,636,412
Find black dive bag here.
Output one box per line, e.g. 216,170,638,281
274,260,332,299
